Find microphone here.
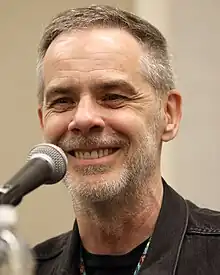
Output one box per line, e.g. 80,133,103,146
0,143,68,206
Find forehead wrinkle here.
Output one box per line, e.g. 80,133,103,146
43,55,137,88
45,70,133,89
43,57,133,90
46,51,130,60
44,53,132,73
45,68,129,85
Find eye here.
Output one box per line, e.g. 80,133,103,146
48,97,75,111
100,93,128,109
102,93,127,101
53,98,70,104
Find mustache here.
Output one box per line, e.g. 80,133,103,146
57,134,128,151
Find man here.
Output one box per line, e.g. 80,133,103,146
34,4,220,275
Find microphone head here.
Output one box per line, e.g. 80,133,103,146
27,143,68,184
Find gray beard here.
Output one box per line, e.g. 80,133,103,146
63,134,158,209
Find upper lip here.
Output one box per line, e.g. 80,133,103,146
68,146,120,152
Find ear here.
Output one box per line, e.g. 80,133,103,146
38,106,44,129
162,90,182,142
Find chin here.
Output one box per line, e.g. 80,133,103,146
64,170,126,201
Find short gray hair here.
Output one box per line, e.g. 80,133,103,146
37,4,175,104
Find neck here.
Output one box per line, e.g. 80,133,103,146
74,176,163,255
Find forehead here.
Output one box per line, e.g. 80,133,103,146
43,28,143,89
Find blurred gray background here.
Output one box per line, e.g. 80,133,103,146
0,0,219,246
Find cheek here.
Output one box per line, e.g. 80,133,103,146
42,112,72,142
106,110,146,142
107,107,160,147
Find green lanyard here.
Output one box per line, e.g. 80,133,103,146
79,239,151,275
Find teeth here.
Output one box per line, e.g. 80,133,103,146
91,151,98,159
74,149,115,159
98,149,103,158
79,152,84,159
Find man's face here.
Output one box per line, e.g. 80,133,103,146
38,28,169,202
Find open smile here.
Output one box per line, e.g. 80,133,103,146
68,148,119,160
70,148,118,159
67,147,121,166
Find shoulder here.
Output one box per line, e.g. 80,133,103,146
186,200,220,234
33,230,71,260
32,231,73,275
178,201,220,271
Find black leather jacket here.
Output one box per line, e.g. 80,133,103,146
33,181,220,274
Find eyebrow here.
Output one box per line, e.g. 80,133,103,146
44,79,137,103
91,79,137,96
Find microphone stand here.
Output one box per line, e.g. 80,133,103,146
0,142,67,274
0,188,35,275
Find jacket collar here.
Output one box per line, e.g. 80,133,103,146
141,180,189,274
58,179,189,275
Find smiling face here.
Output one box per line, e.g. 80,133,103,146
38,28,179,202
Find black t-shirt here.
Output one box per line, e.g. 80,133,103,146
81,239,148,275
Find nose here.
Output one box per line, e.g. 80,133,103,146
68,96,105,135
